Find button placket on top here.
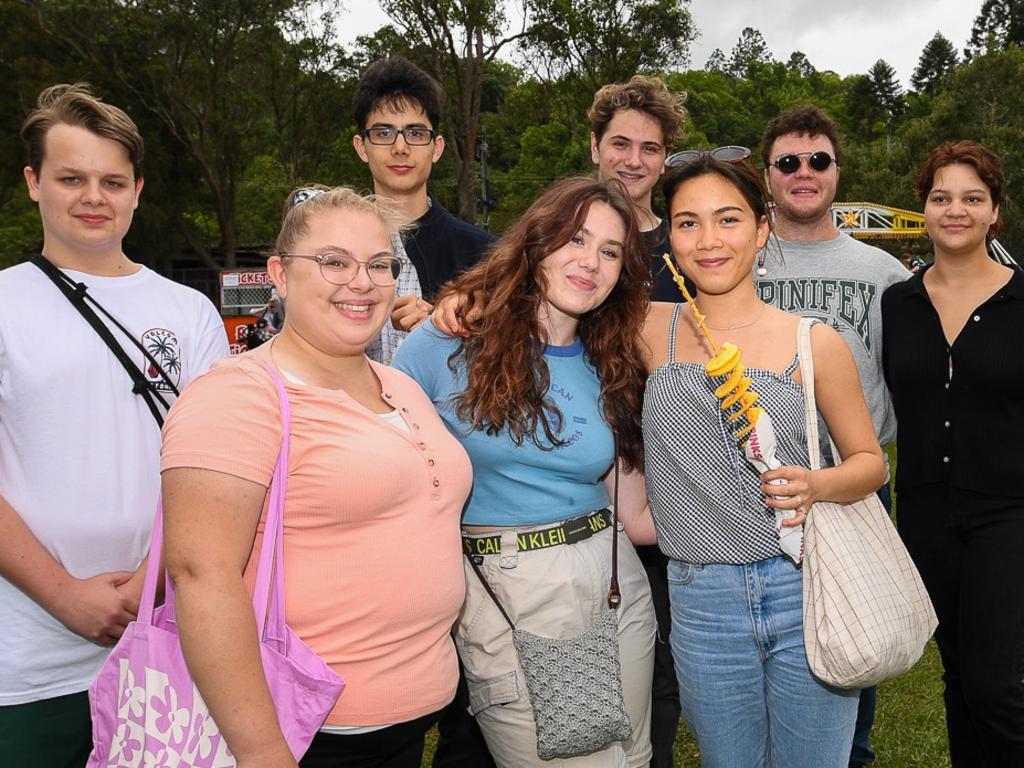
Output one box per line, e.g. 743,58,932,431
383,388,443,501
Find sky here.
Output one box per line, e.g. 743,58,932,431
336,0,983,89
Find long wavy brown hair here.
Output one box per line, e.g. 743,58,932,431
441,176,650,470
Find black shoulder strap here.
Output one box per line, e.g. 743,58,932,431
30,254,178,426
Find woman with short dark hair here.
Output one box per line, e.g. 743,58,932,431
883,140,1024,766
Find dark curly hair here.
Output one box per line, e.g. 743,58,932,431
353,56,443,131
442,176,650,470
761,104,841,167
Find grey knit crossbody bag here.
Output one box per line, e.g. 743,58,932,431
466,449,632,760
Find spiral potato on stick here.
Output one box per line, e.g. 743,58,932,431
659,253,805,562
661,254,763,444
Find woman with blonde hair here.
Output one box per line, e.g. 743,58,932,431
161,186,473,767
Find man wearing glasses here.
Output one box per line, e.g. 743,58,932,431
352,56,494,365
759,105,909,768
352,56,496,766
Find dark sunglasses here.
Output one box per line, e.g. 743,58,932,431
770,151,835,174
665,145,751,168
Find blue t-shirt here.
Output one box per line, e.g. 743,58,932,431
393,321,613,526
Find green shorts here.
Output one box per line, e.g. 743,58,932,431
0,690,91,768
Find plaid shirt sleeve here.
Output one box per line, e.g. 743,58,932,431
366,234,422,365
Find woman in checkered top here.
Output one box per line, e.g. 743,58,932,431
639,154,885,768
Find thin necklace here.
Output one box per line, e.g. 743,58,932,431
704,302,767,331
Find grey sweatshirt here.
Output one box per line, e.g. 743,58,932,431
756,232,911,448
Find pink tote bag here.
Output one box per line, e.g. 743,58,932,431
87,363,345,767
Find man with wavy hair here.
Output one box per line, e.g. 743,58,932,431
589,75,687,302
589,75,687,768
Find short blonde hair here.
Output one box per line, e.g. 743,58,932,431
21,83,144,178
274,185,411,255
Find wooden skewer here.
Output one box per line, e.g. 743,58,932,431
661,253,720,355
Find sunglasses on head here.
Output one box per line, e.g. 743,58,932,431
770,151,835,174
665,145,751,168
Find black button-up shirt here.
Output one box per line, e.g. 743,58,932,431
882,265,1024,495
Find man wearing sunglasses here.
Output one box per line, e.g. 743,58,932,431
759,105,909,768
352,56,494,364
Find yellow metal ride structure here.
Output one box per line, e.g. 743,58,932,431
832,202,927,240
831,201,1015,264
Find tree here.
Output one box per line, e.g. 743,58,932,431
868,59,904,146
382,0,530,223
966,0,1024,58
31,0,345,268
787,51,816,79
522,0,696,92
728,27,773,78
705,48,727,74
842,73,885,144
912,32,959,95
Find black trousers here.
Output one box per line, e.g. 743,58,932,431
0,691,91,768
848,482,892,768
301,710,442,768
431,663,495,768
638,545,681,768
898,483,1024,768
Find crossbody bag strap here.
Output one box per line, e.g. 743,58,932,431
466,555,517,631
607,436,621,609
31,254,178,426
465,442,623,630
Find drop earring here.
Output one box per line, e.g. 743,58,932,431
756,249,767,277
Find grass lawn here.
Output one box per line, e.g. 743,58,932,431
421,640,949,766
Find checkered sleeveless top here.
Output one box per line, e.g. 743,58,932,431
643,304,815,564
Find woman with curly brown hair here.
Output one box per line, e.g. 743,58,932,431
393,176,656,767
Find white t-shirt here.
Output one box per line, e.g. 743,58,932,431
0,261,228,705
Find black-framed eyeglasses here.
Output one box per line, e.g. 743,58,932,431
280,252,405,286
770,151,835,174
665,145,752,168
360,126,437,146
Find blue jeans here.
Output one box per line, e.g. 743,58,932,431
668,555,858,768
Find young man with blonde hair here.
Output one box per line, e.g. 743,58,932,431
0,84,226,765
